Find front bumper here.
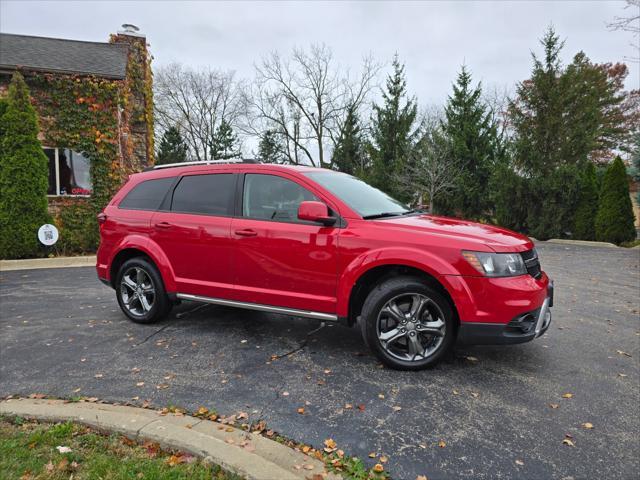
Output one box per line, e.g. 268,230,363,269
457,280,554,345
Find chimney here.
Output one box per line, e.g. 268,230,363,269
117,23,145,38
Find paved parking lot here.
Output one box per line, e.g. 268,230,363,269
1,242,638,479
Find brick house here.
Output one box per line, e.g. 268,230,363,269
0,24,153,217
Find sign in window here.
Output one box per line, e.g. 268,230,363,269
44,148,92,196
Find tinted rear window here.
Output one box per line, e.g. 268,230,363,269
119,177,174,211
171,174,235,216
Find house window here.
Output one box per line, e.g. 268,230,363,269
44,148,92,196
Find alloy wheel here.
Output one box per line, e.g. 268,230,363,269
376,293,446,362
120,267,156,317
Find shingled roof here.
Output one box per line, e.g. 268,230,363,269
0,33,129,79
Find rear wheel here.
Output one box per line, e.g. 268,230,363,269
115,257,171,324
360,276,455,370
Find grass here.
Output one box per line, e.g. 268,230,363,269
0,416,243,480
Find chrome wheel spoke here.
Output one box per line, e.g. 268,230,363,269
139,294,152,312
408,294,426,320
121,275,137,291
382,301,405,323
379,327,406,345
407,334,424,358
416,318,445,337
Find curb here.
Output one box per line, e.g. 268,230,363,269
0,398,341,480
0,255,96,271
543,239,617,248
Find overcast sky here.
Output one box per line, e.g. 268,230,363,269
1,0,638,109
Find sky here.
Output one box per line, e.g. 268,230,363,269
1,0,638,110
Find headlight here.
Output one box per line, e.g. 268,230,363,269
462,251,527,277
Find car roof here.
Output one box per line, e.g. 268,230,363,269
131,162,331,181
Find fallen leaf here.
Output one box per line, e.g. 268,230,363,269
616,350,632,357
302,445,311,453
324,369,331,374
562,438,575,447
368,452,377,458
56,446,72,453
303,464,314,470
282,391,289,396
515,459,524,466
373,463,384,472
465,356,479,362
549,403,560,409
344,403,353,409
618,373,628,378
380,455,388,463
416,476,428,480
225,427,234,432
452,389,459,395
136,382,145,387
324,438,337,452
297,407,305,414
156,383,169,390
357,404,366,411
378,393,385,399
45,461,54,473
562,393,573,399
582,422,594,429
392,406,402,412
225,438,235,444
240,339,248,343
470,392,479,398
94,374,103,379
438,440,446,448
73,388,81,393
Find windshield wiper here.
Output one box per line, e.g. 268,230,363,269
363,211,408,220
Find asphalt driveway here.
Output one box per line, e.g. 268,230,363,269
1,242,638,480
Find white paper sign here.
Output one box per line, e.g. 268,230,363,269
38,224,59,246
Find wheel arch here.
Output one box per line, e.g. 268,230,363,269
107,237,177,292
342,262,460,327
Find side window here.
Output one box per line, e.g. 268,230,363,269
171,174,234,216
119,177,174,211
243,174,318,222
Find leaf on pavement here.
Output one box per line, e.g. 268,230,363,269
136,382,145,387
416,476,429,480
562,438,575,447
438,440,446,448
323,438,337,452
368,452,377,458
582,422,594,429
94,374,103,379
357,404,366,411
380,455,388,463
373,463,384,472
549,403,560,409
562,393,573,399
515,459,524,466
616,350,632,357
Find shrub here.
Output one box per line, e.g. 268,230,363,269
595,156,636,244
0,72,51,259
572,162,598,240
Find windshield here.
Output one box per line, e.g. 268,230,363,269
304,171,410,218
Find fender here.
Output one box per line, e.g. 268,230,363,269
336,247,460,317
108,235,178,293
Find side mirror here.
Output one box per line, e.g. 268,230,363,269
298,201,337,226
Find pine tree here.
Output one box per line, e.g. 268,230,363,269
0,72,51,258
439,65,499,219
595,156,636,244
368,55,418,201
210,119,241,160
258,129,286,164
156,126,188,165
332,104,365,177
572,162,599,240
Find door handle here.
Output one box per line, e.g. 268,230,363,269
154,222,172,229
235,229,257,237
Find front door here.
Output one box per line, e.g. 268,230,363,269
150,172,236,299
231,173,339,314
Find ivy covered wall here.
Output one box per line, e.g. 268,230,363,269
0,32,154,256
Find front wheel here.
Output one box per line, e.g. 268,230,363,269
115,257,172,324
360,276,455,370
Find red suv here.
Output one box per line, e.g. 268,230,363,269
97,160,553,370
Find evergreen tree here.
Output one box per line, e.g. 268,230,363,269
156,126,188,165
258,129,286,164
0,72,51,258
572,162,599,240
210,119,241,159
332,104,366,177
509,27,566,175
595,156,636,244
631,133,640,205
439,65,499,219
368,55,418,201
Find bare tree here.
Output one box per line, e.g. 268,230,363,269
243,44,380,167
608,0,640,62
398,124,460,214
154,63,244,161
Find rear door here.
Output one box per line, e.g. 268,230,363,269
150,172,237,299
230,172,339,314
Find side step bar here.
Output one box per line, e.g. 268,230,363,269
175,293,338,322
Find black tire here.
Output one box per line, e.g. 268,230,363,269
115,257,172,324
360,276,455,370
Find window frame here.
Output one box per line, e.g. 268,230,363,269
44,146,92,198
239,172,333,226
168,172,238,218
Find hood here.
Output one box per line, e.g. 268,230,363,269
375,214,533,252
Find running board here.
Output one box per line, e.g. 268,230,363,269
175,293,338,322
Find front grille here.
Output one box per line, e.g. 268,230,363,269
521,249,542,279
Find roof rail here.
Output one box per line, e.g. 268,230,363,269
145,158,259,171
